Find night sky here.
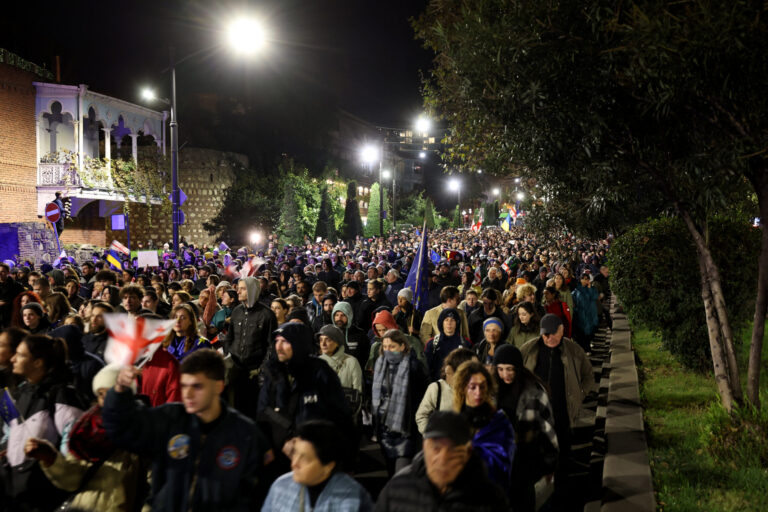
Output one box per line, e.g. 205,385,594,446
2,0,433,126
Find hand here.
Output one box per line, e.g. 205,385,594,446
24,438,56,467
392,305,401,315
115,366,141,393
282,437,297,459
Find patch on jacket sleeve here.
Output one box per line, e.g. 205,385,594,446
216,446,241,470
167,434,191,459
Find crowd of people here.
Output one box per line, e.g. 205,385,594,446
0,225,612,511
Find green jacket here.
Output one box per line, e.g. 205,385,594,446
519,336,596,426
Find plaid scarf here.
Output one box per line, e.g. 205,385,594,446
67,405,115,462
371,352,411,434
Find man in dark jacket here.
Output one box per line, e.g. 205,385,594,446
375,411,508,512
0,262,24,328
221,277,277,419
82,302,112,359
384,269,404,306
257,322,353,474
343,281,365,329
104,349,273,512
359,279,391,332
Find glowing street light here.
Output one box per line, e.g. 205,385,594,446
419,151,427,159
382,169,392,180
415,116,431,134
249,231,262,245
516,191,525,201
360,145,380,164
227,18,267,55
492,187,500,196
448,178,461,207
141,88,158,102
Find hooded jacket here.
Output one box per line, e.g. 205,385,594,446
257,323,353,451
221,277,277,369
331,301,368,369
424,308,471,382
50,325,104,401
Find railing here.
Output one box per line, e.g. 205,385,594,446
37,160,112,189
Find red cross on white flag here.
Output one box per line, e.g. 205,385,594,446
103,314,176,367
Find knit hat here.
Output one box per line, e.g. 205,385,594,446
21,303,44,317
316,325,345,347
493,344,524,369
397,287,414,303
92,363,137,395
482,317,504,333
424,411,472,445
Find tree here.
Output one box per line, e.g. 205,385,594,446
425,197,436,229
314,187,335,241
275,160,321,245
452,205,462,228
342,181,363,244
364,182,391,237
414,0,767,410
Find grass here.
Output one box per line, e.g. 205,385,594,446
633,323,768,512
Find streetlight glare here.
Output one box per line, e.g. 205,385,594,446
382,169,392,180
516,192,525,201
448,179,460,191
360,145,380,164
415,116,431,134
228,17,266,54
419,151,426,159
492,187,500,196
141,88,156,101
249,231,262,245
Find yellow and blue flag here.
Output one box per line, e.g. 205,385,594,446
0,388,20,425
106,250,123,271
501,211,513,232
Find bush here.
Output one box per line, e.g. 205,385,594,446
609,216,759,371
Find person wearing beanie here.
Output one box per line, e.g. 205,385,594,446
392,287,423,338
317,325,363,416
493,344,558,512
220,276,278,420
424,308,471,382
473,317,507,369
21,302,50,334
331,301,368,370
258,322,354,478
468,288,510,346
519,313,595,510
24,364,143,512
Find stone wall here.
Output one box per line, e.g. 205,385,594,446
0,222,60,264
104,147,240,249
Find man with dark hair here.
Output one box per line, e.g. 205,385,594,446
82,302,113,358
118,284,144,316
358,279,390,332
103,349,274,511
95,270,117,288
419,286,470,346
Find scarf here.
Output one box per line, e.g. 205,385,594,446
372,351,411,434
68,405,114,462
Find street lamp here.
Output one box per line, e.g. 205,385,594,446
516,191,525,201
141,16,268,254
361,144,384,237
249,231,262,245
415,115,431,135
449,178,461,209
492,187,500,197
419,151,426,159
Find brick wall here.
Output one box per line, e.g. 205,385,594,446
0,63,41,223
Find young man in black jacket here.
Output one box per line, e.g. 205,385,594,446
104,349,273,512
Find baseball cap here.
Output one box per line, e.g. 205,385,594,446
540,313,563,335
424,411,472,445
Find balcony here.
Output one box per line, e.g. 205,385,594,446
38,152,112,189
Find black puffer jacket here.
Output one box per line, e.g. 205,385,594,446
374,451,509,512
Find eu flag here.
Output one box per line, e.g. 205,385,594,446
405,223,430,313
0,388,20,425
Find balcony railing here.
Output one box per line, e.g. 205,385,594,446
38,152,112,189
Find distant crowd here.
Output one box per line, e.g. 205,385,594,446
0,226,612,511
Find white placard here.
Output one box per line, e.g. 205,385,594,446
137,250,160,268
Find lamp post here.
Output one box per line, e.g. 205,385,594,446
142,17,265,254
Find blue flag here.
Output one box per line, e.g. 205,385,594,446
429,250,441,265
405,223,430,313
106,250,123,271
0,388,20,425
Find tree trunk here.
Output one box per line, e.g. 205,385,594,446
747,168,768,408
697,250,735,412
680,209,744,404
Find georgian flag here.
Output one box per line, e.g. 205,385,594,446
473,267,482,287
240,256,266,277
103,314,176,367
